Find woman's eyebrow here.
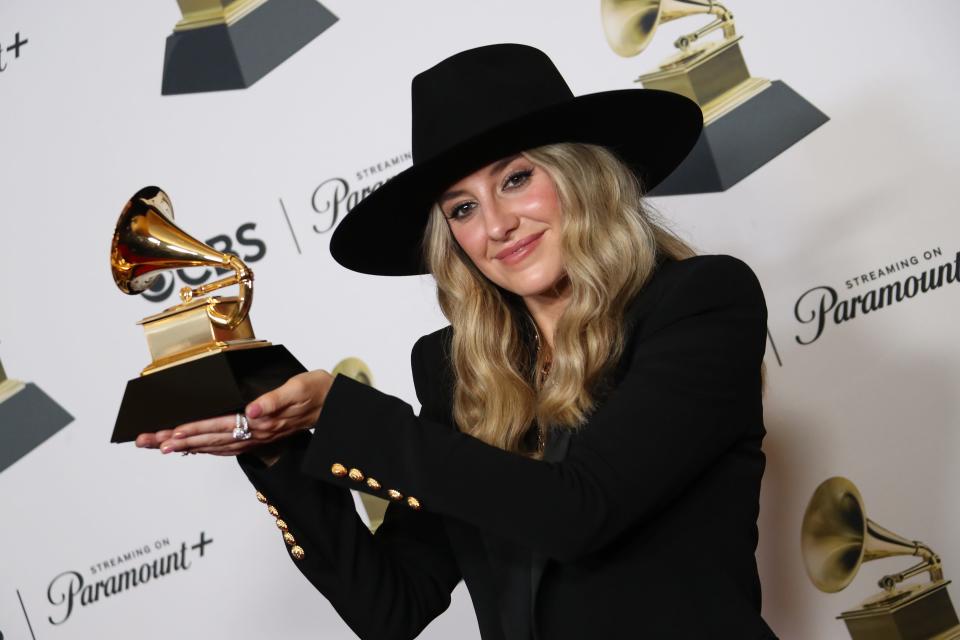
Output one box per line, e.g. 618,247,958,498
438,155,523,204
488,155,520,176
438,189,468,206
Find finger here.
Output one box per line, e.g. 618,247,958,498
245,412,304,439
170,414,237,439
247,372,316,419
136,430,177,448
245,407,325,440
191,441,255,456
136,433,161,448
161,431,238,454
247,389,284,419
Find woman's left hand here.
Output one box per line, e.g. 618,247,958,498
135,369,334,457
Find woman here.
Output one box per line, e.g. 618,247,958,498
138,44,775,639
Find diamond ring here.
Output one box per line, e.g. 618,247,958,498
232,413,252,441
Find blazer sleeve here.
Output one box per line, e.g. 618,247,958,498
236,387,462,638
303,255,767,563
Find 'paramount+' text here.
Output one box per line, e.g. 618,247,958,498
794,248,957,345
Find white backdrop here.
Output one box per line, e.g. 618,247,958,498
2,1,959,638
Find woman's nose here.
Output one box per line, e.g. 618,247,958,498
484,201,520,241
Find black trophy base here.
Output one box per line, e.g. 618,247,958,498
161,0,338,95
840,581,960,640
112,345,306,442
0,383,74,473
649,80,829,196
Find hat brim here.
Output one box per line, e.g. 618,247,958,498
330,88,703,276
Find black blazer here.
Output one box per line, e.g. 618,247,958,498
239,254,776,640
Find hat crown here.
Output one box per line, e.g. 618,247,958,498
330,43,702,276
411,44,574,164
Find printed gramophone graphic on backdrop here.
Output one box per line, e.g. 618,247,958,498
802,477,960,640
0,351,74,474
109,187,307,442
161,0,338,95
601,0,829,194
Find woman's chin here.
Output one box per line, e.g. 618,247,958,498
499,273,569,300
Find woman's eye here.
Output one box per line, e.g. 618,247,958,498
503,169,533,190
446,202,475,220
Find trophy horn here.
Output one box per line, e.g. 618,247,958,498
601,0,736,57
801,477,943,594
110,186,252,329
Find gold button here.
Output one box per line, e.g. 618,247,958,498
267,505,279,517
276,519,288,531
348,468,364,482
366,477,381,491
256,492,267,503
283,531,296,546
406,497,421,510
291,545,305,560
331,463,347,477
387,489,402,501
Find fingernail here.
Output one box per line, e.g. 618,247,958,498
161,445,172,454
173,432,184,439
246,404,261,419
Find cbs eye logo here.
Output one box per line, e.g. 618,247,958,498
143,222,266,303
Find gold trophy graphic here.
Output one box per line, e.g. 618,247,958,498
161,0,338,95
602,0,828,194
110,186,305,442
0,358,24,403
0,353,74,473
802,477,960,640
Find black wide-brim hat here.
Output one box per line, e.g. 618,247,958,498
330,43,703,276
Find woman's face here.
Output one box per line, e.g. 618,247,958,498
438,154,566,299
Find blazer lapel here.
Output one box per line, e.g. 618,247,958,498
529,428,572,636
527,259,671,634
543,427,572,463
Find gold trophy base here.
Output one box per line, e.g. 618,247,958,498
839,581,960,640
115,295,306,442
112,344,306,443
161,0,338,94
0,378,26,404
138,296,269,375
638,36,770,125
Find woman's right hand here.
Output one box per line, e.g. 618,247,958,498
135,369,335,459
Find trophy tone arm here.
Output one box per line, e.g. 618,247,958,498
179,254,254,330
673,2,737,51
878,542,944,592
673,1,736,50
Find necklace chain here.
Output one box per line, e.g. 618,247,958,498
532,326,549,453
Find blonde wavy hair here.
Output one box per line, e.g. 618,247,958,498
423,142,695,456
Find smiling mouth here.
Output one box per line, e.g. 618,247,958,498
495,231,545,263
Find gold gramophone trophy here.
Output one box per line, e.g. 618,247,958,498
802,477,960,640
109,186,305,442
601,0,828,194
161,0,337,95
